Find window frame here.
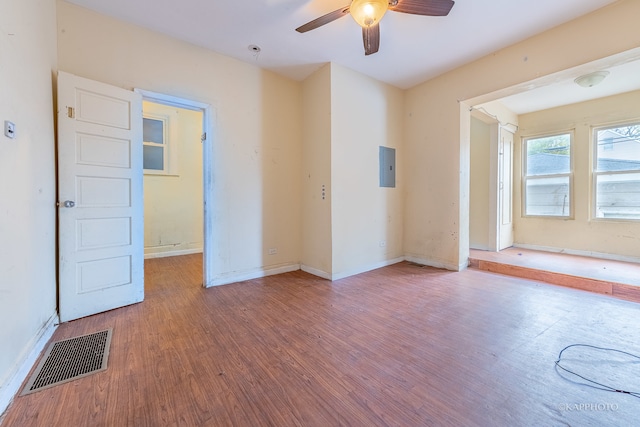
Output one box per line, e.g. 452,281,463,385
143,112,171,175
522,130,574,219
592,121,640,222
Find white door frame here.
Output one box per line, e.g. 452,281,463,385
488,122,500,251
134,89,214,287
497,126,515,250
489,124,516,251
469,109,501,251
469,109,516,252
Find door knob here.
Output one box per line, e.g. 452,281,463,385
63,200,75,208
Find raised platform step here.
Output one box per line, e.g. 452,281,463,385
469,248,640,304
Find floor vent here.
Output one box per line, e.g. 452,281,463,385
21,329,113,395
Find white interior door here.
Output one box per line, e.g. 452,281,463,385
498,128,514,250
57,71,143,322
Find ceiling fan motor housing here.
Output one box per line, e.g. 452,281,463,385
350,0,389,28
295,0,455,55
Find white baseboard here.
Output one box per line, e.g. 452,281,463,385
469,244,492,251
405,255,463,271
513,243,640,264
330,257,406,281
0,312,58,417
205,263,301,287
144,248,203,259
301,257,406,281
203,253,468,288
300,265,332,280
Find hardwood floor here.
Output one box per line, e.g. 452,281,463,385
3,255,640,426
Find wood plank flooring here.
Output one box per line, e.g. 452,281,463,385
2,255,640,426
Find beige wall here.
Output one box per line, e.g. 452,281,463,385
469,102,518,252
469,117,492,250
143,101,204,258
57,0,303,282
404,85,466,269
0,0,57,409
300,63,404,279
301,65,332,276
331,64,404,278
405,0,640,270
514,90,640,260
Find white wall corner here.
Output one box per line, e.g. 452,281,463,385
0,312,58,417
300,264,332,281
330,257,406,281
404,255,462,272
205,263,301,287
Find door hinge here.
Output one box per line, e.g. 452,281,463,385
67,107,75,119
201,132,206,143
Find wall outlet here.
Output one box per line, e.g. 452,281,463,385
268,248,277,255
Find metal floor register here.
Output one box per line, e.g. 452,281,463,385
21,329,113,395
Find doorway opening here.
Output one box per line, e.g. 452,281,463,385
135,89,213,288
469,109,515,253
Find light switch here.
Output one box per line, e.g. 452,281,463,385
4,121,16,139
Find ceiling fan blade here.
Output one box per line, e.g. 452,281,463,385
362,24,380,56
390,0,455,16
295,6,351,33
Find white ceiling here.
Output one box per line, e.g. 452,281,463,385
497,54,640,115
64,0,638,113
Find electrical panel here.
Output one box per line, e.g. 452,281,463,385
379,146,395,188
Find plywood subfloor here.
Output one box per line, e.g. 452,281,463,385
470,247,640,303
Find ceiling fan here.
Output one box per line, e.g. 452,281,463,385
296,0,455,56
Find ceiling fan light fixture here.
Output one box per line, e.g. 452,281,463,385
574,71,609,88
350,0,389,28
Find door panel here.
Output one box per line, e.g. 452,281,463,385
76,133,131,168
75,89,132,129
76,176,131,206
58,71,143,322
77,218,131,250
77,256,132,293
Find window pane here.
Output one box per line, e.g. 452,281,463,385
143,145,164,170
596,126,640,172
526,134,571,176
143,118,164,144
525,176,570,216
595,173,640,220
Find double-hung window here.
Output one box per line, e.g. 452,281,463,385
523,132,573,217
593,123,640,220
143,114,169,174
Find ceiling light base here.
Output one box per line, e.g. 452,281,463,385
574,71,609,88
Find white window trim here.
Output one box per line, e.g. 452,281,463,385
591,121,640,222
522,131,574,219
143,112,172,175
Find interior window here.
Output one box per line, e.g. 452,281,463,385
523,133,572,217
593,123,640,220
143,116,168,173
